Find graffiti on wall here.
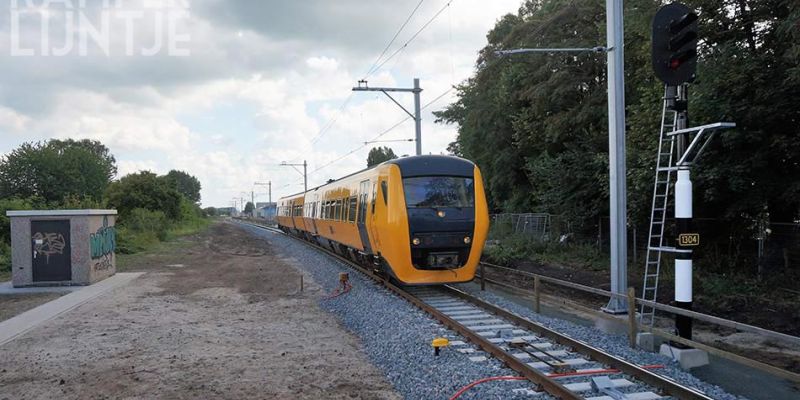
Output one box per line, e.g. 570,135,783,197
90,216,116,271
32,232,66,264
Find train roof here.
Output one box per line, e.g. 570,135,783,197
279,155,475,200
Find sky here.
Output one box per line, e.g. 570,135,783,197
0,0,522,208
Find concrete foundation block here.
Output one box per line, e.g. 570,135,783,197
636,332,656,352
660,343,709,369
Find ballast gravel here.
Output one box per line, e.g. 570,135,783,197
242,224,746,400
449,284,749,400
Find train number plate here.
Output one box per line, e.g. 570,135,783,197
677,233,700,246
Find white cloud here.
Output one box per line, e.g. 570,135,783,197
0,106,30,133
0,0,522,207
306,56,339,72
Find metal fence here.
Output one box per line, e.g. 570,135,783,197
489,213,799,278
488,213,580,243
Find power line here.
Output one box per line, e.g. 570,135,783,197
363,0,426,79
309,86,454,175
365,0,455,79
309,93,354,145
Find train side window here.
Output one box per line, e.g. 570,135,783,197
380,180,388,206
348,196,357,222
332,200,337,220
336,199,342,220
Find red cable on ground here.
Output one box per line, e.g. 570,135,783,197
449,365,665,399
324,283,352,299
449,376,525,400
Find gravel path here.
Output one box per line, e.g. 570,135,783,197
245,224,748,400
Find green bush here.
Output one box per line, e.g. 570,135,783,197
484,233,608,271
0,242,11,275
105,171,182,220
0,198,36,245
123,208,169,240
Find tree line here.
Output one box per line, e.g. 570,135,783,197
435,0,799,276
0,139,209,270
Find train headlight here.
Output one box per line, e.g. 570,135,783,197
464,236,471,244
412,237,421,246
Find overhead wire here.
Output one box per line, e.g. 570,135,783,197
280,1,456,192
365,0,455,79
289,0,430,164
304,0,428,155
308,86,454,175
362,0,426,79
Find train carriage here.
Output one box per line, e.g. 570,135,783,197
277,155,489,285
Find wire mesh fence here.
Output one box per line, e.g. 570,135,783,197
489,212,799,279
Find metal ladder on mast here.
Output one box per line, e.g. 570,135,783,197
639,87,678,327
639,85,736,328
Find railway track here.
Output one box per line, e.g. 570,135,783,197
239,220,714,400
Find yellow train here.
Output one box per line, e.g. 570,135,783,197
276,155,489,285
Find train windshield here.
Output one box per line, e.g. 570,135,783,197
403,176,474,208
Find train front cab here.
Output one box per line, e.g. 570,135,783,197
375,156,489,285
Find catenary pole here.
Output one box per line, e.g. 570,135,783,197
352,79,423,156
603,0,629,313
491,3,630,313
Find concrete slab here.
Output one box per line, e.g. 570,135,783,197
586,392,662,400
527,358,589,369
0,272,143,346
636,332,656,352
660,344,709,369
0,281,83,294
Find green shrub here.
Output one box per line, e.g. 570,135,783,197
0,242,11,274
122,208,169,240
0,198,36,245
484,233,609,271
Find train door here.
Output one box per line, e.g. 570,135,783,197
356,180,372,254
368,181,381,249
309,194,319,235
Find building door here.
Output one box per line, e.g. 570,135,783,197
31,220,71,282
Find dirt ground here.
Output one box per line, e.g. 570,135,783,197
0,221,400,400
0,293,64,323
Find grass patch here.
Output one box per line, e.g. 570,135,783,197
116,219,212,272
484,234,609,271
0,243,11,282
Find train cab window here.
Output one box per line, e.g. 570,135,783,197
380,180,388,205
348,196,357,222
403,177,475,208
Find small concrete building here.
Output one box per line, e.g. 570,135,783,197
256,202,277,219
6,210,117,287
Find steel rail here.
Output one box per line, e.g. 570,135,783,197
237,221,580,399
480,261,800,348
237,220,714,399
442,285,714,400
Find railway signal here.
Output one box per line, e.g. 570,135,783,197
652,3,698,85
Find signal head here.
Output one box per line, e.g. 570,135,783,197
652,3,698,85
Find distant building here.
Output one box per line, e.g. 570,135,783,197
216,207,236,216
256,202,277,219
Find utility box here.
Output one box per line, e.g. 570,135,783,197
6,210,117,287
